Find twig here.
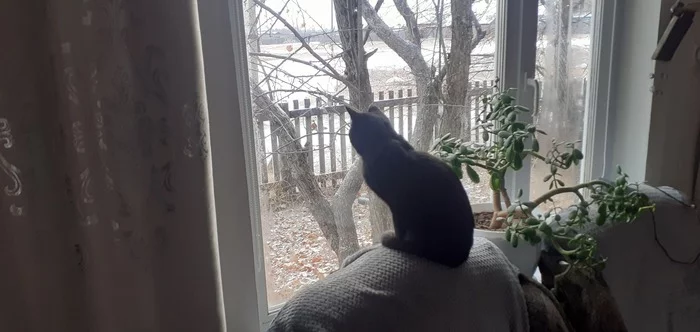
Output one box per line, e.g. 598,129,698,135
250,52,345,83
253,0,355,90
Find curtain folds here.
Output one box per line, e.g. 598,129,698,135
0,0,224,330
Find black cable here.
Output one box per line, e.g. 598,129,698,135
690,123,700,203
648,186,700,265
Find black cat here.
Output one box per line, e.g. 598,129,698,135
346,105,475,267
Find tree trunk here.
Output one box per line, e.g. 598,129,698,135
440,0,475,139
328,0,376,259
331,160,364,259
251,85,343,253
359,0,438,152
359,0,443,240
337,0,394,246
247,0,375,263
411,75,441,151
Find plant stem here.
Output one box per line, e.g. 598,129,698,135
549,237,579,256
532,180,610,207
490,190,504,229
465,160,499,173
500,186,512,208
525,150,568,169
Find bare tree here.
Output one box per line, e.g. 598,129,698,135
246,0,376,262
247,0,496,259
360,0,487,240
439,0,486,138
361,0,441,152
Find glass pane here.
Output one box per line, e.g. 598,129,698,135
530,0,594,208
242,0,501,308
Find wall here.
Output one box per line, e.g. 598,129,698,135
605,0,662,182
602,3,700,331
607,0,700,198
646,0,700,197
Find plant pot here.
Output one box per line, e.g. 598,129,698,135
472,202,541,276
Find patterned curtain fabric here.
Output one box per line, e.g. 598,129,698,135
0,1,224,331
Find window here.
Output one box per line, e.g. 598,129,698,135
530,0,597,207
243,0,505,312
205,0,613,329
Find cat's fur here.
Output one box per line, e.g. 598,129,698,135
346,105,475,267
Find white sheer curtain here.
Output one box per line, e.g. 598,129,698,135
0,1,224,330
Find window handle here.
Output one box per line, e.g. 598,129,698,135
526,78,540,115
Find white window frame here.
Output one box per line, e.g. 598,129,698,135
497,0,539,201
581,0,619,183
197,0,267,331
198,0,620,330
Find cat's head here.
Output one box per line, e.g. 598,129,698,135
346,105,397,157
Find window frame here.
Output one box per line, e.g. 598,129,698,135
581,0,619,183
497,0,539,201
197,0,267,330
199,0,621,330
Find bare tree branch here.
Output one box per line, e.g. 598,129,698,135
254,88,349,107
250,52,347,83
362,0,385,45
253,46,304,89
360,0,430,76
393,0,421,46
253,0,356,90
468,4,487,51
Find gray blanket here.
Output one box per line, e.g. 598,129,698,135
268,237,529,332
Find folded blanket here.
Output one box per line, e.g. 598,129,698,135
268,237,529,332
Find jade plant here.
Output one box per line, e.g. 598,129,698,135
432,88,654,270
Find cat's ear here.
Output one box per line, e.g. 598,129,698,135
368,105,381,114
346,106,359,119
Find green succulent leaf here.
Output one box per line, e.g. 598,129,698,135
510,234,519,248
512,154,523,170
466,165,480,183
538,222,553,236
490,175,502,191
507,112,517,122
506,147,515,163
451,161,463,179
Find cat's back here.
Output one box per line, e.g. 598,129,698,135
411,151,466,186
361,139,413,194
407,151,472,210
